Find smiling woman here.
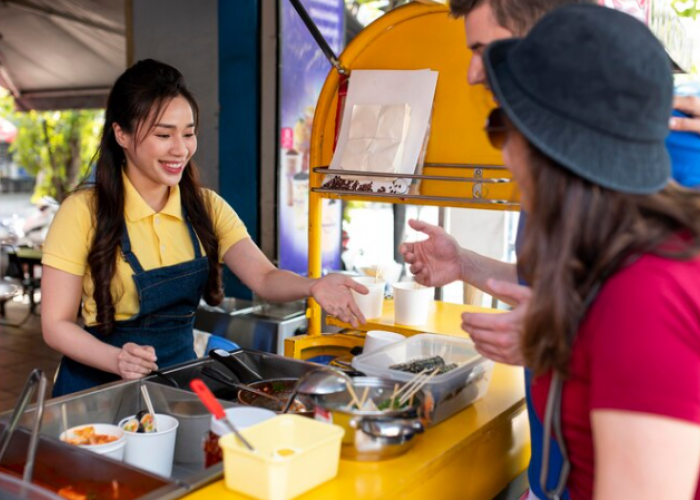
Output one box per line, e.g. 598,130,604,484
39,59,370,397
114,96,198,200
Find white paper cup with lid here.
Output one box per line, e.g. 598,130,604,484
393,282,434,326
118,413,179,477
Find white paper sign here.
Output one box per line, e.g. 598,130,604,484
328,69,439,193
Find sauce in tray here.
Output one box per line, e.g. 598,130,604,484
0,463,153,500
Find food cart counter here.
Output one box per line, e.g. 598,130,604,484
183,363,528,500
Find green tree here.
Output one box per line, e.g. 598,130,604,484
1,93,103,202
673,0,699,19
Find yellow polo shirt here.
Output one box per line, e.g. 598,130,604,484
42,174,249,326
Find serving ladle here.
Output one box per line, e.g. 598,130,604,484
281,368,352,414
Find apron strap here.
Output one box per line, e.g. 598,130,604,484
120,223,145,274
540,371,570,500
120,205,204,276
182,206,203,260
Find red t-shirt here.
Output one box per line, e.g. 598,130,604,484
531,252,700,500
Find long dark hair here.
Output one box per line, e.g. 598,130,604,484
519,144,700,376
84,59,223,335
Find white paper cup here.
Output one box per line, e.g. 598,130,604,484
118,413,179,477
393,282,435,325
364,330,406,354
60,424,126,461
351,276,386,320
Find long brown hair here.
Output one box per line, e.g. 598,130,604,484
83,59,223,335
519,144,700,376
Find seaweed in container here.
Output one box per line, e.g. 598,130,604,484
389,356,458,374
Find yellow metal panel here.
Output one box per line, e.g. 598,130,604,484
307,2,519,334
309,2,517,209
182,364,529,500
284,332,366,360
327,300,501,338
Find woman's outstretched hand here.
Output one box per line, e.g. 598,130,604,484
310,274,368,328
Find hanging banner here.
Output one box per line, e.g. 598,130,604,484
278,0,345,275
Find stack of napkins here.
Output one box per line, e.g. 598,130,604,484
340,103,412,173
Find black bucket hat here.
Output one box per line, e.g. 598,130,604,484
483,4,673,194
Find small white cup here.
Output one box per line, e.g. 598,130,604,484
364,330,406,354
118,413,179,477
351,276,386,320
393,282,435,325
60,424,126,461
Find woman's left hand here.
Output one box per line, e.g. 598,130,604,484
310,274,368,328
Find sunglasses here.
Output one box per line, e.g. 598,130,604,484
484,107,509,150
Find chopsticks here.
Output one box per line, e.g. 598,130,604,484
397,368,441,407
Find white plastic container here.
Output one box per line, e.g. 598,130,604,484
206,407,276,467
352,334,494,425
60,423,126,461
351,276,386,319
219,415,344,500
392,283,434,325
118,413,179,477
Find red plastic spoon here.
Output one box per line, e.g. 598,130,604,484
189,378,255,451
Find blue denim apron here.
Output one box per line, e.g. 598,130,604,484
52,211,208,397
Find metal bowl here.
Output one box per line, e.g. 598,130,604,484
236,378,314,417
313,376,427,461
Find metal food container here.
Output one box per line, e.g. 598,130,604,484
313,377,426,461
164,393,234,465
0,350,327,496
0,422,181,500
236,379,315,416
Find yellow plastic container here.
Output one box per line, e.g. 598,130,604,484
219,415,344,500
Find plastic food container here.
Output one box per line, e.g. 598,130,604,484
352,334,494,425
205,407,276,467
219,415,344,500
59,423,126,461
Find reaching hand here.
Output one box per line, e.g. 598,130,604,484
399,219,464,287
670,95,700,135
461,279,531,366
117,343,158,380
310,273,368,328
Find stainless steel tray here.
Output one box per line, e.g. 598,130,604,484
0,422,184,500
0,350,323,498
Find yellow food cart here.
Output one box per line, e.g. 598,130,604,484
191,3,529,499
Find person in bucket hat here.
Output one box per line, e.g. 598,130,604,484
482,4,700,500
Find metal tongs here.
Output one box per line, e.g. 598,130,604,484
0,369,48,483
